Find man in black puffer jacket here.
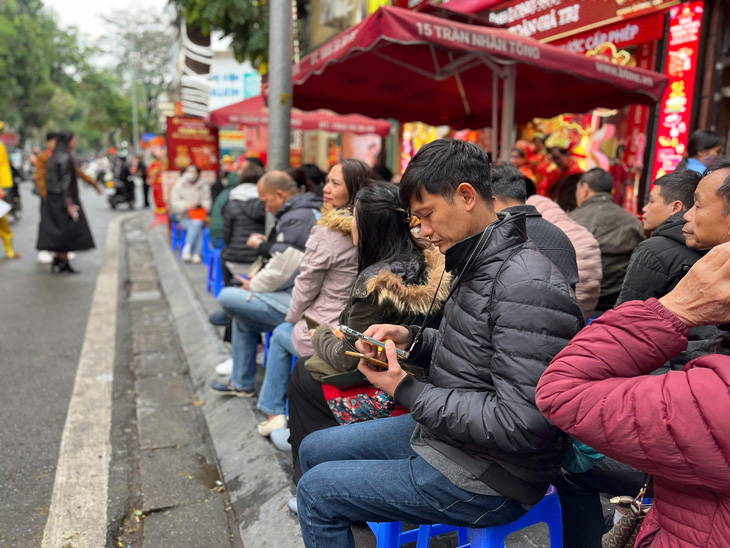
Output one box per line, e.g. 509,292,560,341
295,140,584,548
616,169,702,305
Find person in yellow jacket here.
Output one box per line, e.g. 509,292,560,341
0,122,19,259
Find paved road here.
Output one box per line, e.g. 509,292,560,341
0,180,122,546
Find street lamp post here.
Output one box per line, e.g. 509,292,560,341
267,0,293,171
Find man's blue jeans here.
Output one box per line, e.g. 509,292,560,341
218,287,291,392
297,414,527,548
257,322,298,415
181,218,204,256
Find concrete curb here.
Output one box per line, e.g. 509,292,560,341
147,220,303,548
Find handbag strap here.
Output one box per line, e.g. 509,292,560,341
631,474,653,515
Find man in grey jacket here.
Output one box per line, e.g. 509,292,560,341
210,171,321,397
294,140,584,547
569,168,644,312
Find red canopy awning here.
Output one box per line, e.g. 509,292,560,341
289,6,668,130
208,95,392,136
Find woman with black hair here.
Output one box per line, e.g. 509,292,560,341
285,182,449,487
678,129,725,174
37,130,95,273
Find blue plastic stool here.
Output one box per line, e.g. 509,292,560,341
202,227,211,263
206,247,224,297
261,331,273,368
285,355,297,419
170,221,180,250
367,522,468,548
467,487,562,547
368,487,562,548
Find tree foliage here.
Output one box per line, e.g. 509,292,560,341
0,0,147,150
99,9,174,132
172,0,270,70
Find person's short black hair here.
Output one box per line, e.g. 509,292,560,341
687,129,725,158
399,139,492,208
581,168,613,194
704,156,730,214
301,163,326,186
490,163,526,203
524,176,536,198
511,147,526,159
373,165,392,181
46,131,59,142
654,169,701,210
246,156,265,169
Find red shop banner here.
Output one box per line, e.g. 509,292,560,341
166,117,220,173
550,12,664,54
651,1,704,180
484,0,679,43
625,40,658,169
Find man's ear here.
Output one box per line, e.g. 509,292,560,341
456,182,478,211
671,200,685,215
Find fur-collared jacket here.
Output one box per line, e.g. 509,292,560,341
286,207,359,357
311,241,450,372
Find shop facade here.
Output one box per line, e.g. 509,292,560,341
449,0,728,207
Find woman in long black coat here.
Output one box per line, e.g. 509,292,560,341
37,130,95,273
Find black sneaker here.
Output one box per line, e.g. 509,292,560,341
210,380,256,398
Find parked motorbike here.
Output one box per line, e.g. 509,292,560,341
104,172,134,210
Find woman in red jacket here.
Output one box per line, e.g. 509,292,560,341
536,242,730,548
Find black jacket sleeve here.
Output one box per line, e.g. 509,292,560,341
615,244,669,306
222,201,234,245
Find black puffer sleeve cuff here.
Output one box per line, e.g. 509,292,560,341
393,373,427,410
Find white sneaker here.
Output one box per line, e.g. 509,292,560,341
37,250,54,264
270,428,292,452
192,254,202,264
256,351,265,365
287,497,298,514
181,249,192,262
67,252,76,260
215,358,233,376
257,414,288,437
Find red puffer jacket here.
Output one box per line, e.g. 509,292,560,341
536,299,730,547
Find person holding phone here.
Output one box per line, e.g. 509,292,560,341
255,160,376,436
287,182,450,485
294,140,584,547
36,130,95,273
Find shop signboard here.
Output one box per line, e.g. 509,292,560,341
651,0,704,180
550,12,664,53
166,117,220,174
483,0,678,43
625,40,657,168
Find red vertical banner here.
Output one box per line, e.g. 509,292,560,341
166,117,220,173
651,1,704,181
624,40,657,169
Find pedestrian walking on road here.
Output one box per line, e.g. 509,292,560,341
0,121,20,259
36,130,95,273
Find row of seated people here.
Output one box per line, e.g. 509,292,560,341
205,141,730,548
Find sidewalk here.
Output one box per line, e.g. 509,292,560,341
146,217,304,548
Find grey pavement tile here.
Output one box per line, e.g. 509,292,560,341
130,302,171,330
142,498,233,548
136,376,192,408
137,406,198,450
134,352,186,377
133,331,179,355
139,448,218,512
129,290,163,303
